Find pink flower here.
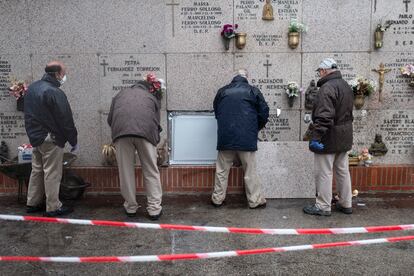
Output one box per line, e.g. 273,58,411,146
146,73,157,83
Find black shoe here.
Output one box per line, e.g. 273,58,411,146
303,205,331,216
211,200,223,208
125,211,137,218
44,205,73,217
148,210,162,221
26,204,46,213
249,202,267,209
336,204,353,214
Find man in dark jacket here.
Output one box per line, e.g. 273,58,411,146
211,69,269,209
303,58,354,216
108,74,164,220
25,61,78,217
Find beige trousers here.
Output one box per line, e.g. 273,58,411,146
314,152,352,211
26,140,63,212
115,137,162,216
212,150,266,208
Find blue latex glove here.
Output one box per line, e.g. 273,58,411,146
309,139,324,151
70,144,79,153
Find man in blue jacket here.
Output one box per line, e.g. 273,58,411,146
211,69,269,209
24,61,78,217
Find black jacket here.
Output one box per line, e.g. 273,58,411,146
311,71,354,154
24,74,78,148
214,75,269,151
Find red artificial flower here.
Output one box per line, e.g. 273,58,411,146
153,81,161,91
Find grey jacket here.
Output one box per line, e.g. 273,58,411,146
311,71,354,154
107,81,161,146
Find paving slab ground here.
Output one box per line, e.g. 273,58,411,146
0,193,413,275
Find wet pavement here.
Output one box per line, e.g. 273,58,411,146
0,193,414,276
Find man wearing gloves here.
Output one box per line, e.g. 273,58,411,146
303,58,354,216
108,73,165,220
24,61,78,217
211,69,269,209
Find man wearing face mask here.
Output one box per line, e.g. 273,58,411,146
24,60,78,217
303,58,354,217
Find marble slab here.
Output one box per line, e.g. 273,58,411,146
166,53,234,110
259,110,300,142
30,54,100,112
166,0,233,52
234,0,303,52
98,54,166,110
0,55,33,112
367,51,414,110
257,142,315,198
0,111,28,161
27,0,101,54
235,53,302,110
302,0,371,52
0,0,30,54
371,0,414,52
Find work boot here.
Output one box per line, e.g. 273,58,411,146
44,205,73,217
26,204,46,213
336,203,353,214
303,204,331,216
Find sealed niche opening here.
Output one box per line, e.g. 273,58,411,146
169,112,217,165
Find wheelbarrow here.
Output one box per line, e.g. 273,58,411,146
0,152,90,202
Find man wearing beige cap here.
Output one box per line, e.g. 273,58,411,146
303,58,354,216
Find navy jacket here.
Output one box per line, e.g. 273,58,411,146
214,75,269,151
24,74,78,148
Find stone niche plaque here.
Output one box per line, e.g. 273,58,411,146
99,54,166,110
0,55,32,113
0,0,30,55
259,110,300,142
302,0,371,52
166,53,233,110
166,0,233,52
302,52,370,108
257,142,314,198
96,1,166,53
27,0,101,54
69,110,102,166
368,52,414,110
235,53,302,110
371,0,414,52
31,54,99,112
0,112,28,160
352,110,414,164
235,0,302,52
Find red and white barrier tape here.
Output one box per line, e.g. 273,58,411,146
1,235,413,263
1,214,414,235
